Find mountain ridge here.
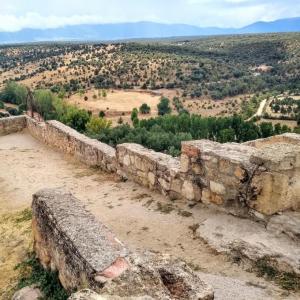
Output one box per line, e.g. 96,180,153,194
0,17,299,44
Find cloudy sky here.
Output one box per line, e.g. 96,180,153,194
0,0,299,32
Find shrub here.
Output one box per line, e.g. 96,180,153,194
0,81,28,105
86,116,112,136
15,254,69,300
157,97,171,116
99,111,106,118
139,103,151,114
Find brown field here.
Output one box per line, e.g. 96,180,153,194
67,89,162,125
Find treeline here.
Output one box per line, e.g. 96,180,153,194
0,82,296,157
94,114,292,156
0,82,93,133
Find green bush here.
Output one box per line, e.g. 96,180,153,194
139,103,151,114
0,81,28,105
157,97,171,116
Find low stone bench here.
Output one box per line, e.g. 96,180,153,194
32,189,129,291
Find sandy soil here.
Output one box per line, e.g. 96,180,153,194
67,89,161,117
0,131,298,299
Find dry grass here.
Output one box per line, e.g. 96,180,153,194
0,209,32,299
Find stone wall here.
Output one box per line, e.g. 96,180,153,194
2,115,300,218
26,117,117,172
0,115,27,135
32,189,214,299
117,143,183,199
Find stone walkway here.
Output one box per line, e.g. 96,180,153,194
0,131,299,299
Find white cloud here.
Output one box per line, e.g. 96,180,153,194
0,0,299,32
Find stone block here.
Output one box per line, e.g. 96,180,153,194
250,172,292,215
180,154,190,173
210,181,226,195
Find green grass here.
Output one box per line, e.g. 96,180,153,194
14,209,32,223
15,254,69,300
255,257,300,291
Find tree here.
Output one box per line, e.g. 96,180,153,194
131,108,139,122
86,116,112,136
157,97,171,115
61,106,90,132
99,111,106,118
34,89,57,120
139,103,151,114
0,81,28,105
260,122,274,138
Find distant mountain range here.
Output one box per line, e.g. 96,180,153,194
0,17,299,44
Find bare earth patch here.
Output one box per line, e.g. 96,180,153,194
67,89,161,125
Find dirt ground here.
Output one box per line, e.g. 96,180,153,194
0,131,299,299
67,89,161,125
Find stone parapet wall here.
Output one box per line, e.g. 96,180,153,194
117,143,183,199
2,115,300,217
26,117,117,172
244,132,300,148
180,140,259,211
32,189,214,299
0,115,27,135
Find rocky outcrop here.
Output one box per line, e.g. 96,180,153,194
196,213,300,275
12,285,43,300
32,189,214,299
0,115,27,135
267,211,300,242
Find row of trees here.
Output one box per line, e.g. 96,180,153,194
94,113,292,156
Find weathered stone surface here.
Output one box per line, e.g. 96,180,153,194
267,211,300,242
0,115,27,135
250,143,300,171
68,289,155,299
244,132,300,148
101,252,214,300
12,285,43,300
32,189,129,291
116,143,182,197
197,213,300,275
